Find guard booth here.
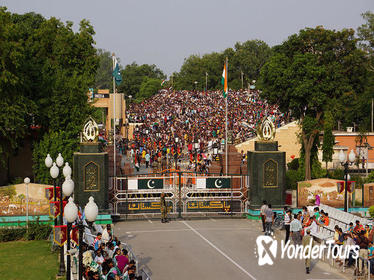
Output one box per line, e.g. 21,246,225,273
108,171,248,219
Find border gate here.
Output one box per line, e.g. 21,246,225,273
109,171,248,218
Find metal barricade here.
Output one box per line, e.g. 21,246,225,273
109,171,248,218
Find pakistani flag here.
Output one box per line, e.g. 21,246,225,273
196,178,230,189
128,178,163,190
221,62,228,98
112,56,122,86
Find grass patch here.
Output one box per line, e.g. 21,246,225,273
0,240,58,280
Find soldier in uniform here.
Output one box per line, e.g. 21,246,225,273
160,192,168,223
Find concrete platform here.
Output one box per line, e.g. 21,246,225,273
115,219,346,280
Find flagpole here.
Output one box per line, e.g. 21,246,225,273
112,53,116,178
225,57,228,175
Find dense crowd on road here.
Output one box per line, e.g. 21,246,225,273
82,224,142,280
126,89,287,171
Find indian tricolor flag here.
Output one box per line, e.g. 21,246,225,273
221,61,228,98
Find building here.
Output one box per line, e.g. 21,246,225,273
318,131,374,170
88,89,127,138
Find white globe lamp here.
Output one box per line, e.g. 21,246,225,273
84,196,98,222
50,162,59,179
62,175,74,197
63,162,72,178
338,150,346,163
64,197,78,223
45,154,53,168
56,153,64,167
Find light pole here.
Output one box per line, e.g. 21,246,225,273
24,177,30,228
194,81,198,91
64,196,98,280
205,72,208,92
241,71,244,89
339,149,356,212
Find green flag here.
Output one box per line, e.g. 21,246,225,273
206,178,230,189
112,57,122,86
138,179,163,190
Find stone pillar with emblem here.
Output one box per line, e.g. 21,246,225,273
248,117,286,208
73,117,109,211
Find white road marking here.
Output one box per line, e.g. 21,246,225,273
210,218,216,222
182,221,257,280
125,227,252,234
142,214,153,224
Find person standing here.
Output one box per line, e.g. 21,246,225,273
284,209,292,244
145,151,150,168
290,214,302,245
302,229,314,274
264,204,274,236
160,192,168,223
260,200,268,233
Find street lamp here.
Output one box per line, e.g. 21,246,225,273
339,149,356,212
194,81,198,91
24,177,30,228
64,196,98,280
64,197,77,280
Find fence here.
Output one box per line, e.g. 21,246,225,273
109,171,248,218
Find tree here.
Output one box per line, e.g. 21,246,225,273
117,63,165,99
173,40,271,91
322,111,335,170
137,78,162,102
0,8,99,183
95,49,115,90
259,27,367,180
357,11,374,69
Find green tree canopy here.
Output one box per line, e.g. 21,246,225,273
95,49,115,91
173,40,271,91
259,26,367,180
137,78,162,102
117,62,165,99
0,7,99,181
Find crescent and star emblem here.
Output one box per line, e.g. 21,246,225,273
147,180,156,189
215,179,223,188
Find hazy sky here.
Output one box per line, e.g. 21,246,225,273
2,0,374,76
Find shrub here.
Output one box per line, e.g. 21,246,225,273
0,218,52,242
285,169,304,190
0,227,26,242
25,219,52,241
369,206,374,218
287,158,299,170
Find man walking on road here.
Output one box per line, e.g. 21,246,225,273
284,209,292,244
302,229,314,274
290,214,302,245
260,200,268,232
264,204,274,236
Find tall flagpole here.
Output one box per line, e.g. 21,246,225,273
112,53,116,178
225,57,228,175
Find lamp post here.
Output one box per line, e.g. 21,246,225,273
339,149,356,212
64,197,77,280
24,177,30,228
64,196,98,280
194,81,198,91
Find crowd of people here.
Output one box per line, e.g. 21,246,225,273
126,89,287,172
81,225,142,280
260,201,374,275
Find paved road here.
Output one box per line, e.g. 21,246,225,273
115,219,346,280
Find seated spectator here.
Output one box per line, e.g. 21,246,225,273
94,249,104,266
305,216,319,236
313,207,320,221
92,233,102,251
347,222,354,234
116,249,129,273
354,220,364,234
323,213,329,226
